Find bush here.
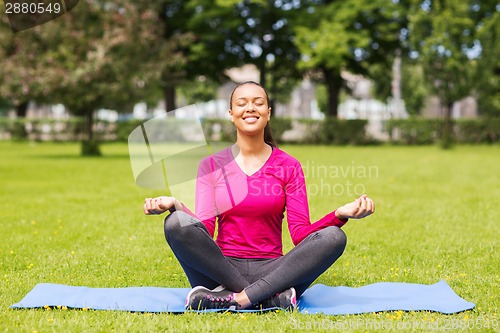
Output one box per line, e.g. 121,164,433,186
386,118,443,145
0,118,28,140
269,118,292,143
115,119,145,142
200,119,235,142
455,119,500,144
319,118,368,145
81,140,102,156
387,118,500,145
283,118,369,145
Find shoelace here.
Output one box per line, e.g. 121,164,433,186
204,293,236,308
207,294,234,302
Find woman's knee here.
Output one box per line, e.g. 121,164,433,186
320,226,347,253
164,211,203,242
164,211,182,236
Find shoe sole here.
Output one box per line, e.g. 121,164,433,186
185,286,210,309
290,287,297,309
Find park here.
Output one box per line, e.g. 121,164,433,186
1,0,499,332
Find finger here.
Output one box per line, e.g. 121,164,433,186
146,198,159,215
351,199,361,217
368,198,375,213
144,198,155,215
358,196,367,215
354,198,361,210
365,198,373,213
157,197,168,211
144,198,152,211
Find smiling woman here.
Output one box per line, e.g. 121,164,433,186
229,81,277,148
143,81,375,312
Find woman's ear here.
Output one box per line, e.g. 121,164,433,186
267,107,271,121
228,108,234,122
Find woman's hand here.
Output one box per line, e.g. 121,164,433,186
335,194,375,220
144,196,182,215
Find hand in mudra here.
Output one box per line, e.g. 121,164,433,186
335,194,375,220
144,196,182,215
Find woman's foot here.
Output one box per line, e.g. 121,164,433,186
185,286,240,311
254,287,297,311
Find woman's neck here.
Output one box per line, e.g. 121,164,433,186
234,134,270,157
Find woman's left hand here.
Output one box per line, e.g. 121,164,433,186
335,194,375,220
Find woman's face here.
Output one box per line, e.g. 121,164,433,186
229,84,271,136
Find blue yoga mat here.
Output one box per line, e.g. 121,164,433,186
10,280,474,315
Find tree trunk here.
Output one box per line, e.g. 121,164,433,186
259,55,267,88
165,85,176,112
14,101,29,139
86,110,94,142
441,101,454,149
324,68,342,117
81,110,101,156
16,101,28,117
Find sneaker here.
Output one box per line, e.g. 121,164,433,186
185,286,239,311
255,287,297,311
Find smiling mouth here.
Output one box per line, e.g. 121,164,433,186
243,116,260,123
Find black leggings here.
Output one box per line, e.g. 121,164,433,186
164,211,347,304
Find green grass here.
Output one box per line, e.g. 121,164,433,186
1,142,498,332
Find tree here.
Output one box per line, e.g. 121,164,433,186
370,59,429,116
0,0,166,154
0,10,62,137
474,4,500,117
213,0,304,104
159,0,304,110
295,0,404,117
408,0,493,147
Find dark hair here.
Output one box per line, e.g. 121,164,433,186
229,81,278,148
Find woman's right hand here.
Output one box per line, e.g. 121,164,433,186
144,196,182,215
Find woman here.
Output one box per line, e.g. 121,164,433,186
143,81,374,311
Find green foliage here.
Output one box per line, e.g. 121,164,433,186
474,9,500,117
387,118,443,145
177,77,220,104
81,140,102,156
401,62,429,116
409,0,477,106
370,59,429,117
292,118,369,145
269,118,293,143
315,84,328,114
454,119,500,144
294,0,404,116
0,118,27,141
201,118,236,142
319,118,369,145
387,118,500,145
115,119,145,142
0,1,166,148
166,0,303,100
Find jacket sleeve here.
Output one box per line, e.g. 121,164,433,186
193,157,218,237
285,160,348,246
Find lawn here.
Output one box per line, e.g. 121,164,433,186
0,142,498,332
